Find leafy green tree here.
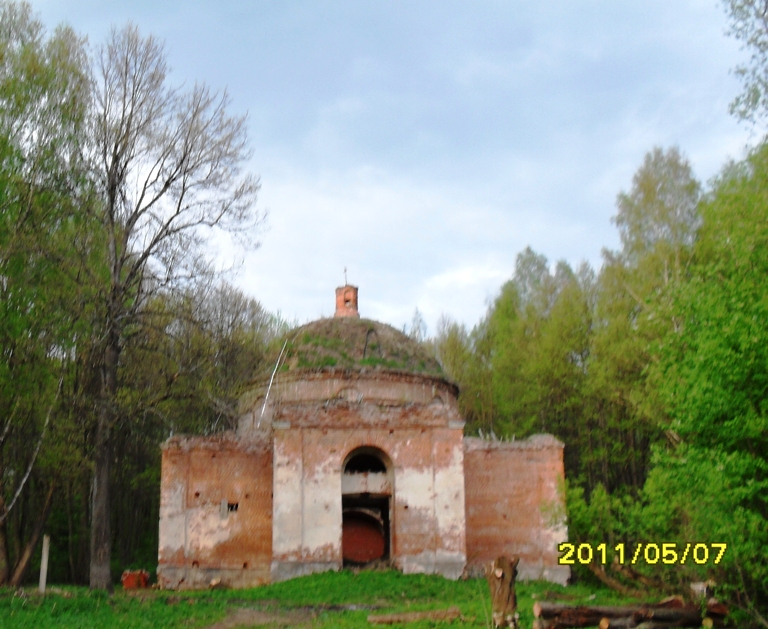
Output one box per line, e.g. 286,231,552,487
584,147,701,491
431,315,495,434
465,250,594,471
0,0,90,585
104,282,280,574
613,146,701,269
431,315,471,384
645,143,768,624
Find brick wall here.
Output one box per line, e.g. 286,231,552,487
464,435,569,584
157,433,273,589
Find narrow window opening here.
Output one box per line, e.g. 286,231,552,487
228,502,239,512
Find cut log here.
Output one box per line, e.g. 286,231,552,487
634,623,699,629
534,603,650,619
706,599,729,617
599,617,637,629
367,606,461,625
485,556,519,628
632,607,702,625
535,602,706,629
534,596,728,629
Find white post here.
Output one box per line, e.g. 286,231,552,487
39,534,50,594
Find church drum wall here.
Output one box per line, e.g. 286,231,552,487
463,435,570,585
157,434,273,589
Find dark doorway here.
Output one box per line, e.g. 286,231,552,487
342,495,390,565
341,448,392,566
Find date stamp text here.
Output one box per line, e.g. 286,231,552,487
557,542,727,566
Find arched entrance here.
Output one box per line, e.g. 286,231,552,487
341,447,392,565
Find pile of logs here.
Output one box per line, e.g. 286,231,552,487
532,597,728,629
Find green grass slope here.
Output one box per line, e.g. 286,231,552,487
1,570,639,629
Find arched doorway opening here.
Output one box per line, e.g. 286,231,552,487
341,447,392,566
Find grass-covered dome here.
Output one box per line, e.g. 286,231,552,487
271,317,443,377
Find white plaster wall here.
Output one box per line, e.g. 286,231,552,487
396,466,435,511
433,443,467,556
341,472,390,495
186,507,235,553
272,434,303,559
301,455,342,559
158,480,186,559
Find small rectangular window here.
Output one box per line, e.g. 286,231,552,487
220,499,239,518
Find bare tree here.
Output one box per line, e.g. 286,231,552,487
86,24,263,590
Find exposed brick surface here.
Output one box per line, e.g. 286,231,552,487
464,436,568,584
335,285,360,318
157,434,273,589
121,570,149,589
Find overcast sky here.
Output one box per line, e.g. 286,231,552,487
35,0,753,333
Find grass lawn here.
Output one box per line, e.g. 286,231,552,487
0,569,637,628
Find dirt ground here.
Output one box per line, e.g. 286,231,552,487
202,607,317,628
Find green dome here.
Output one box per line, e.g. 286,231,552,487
272,317,443,377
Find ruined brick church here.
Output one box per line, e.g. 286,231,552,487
157,285,568,589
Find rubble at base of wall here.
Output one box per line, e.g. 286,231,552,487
396,553,466,581
157,566,271,590
270,561,341,583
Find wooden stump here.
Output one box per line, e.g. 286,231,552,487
485,555,519,628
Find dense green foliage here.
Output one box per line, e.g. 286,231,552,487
0,1,274,588
433,146,768,624
643,145,768,621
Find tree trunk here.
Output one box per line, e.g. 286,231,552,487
90,336,118,591
486,555,519,628
0,488,10,585
9,482,55,587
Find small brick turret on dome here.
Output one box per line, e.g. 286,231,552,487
335,285,360,318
